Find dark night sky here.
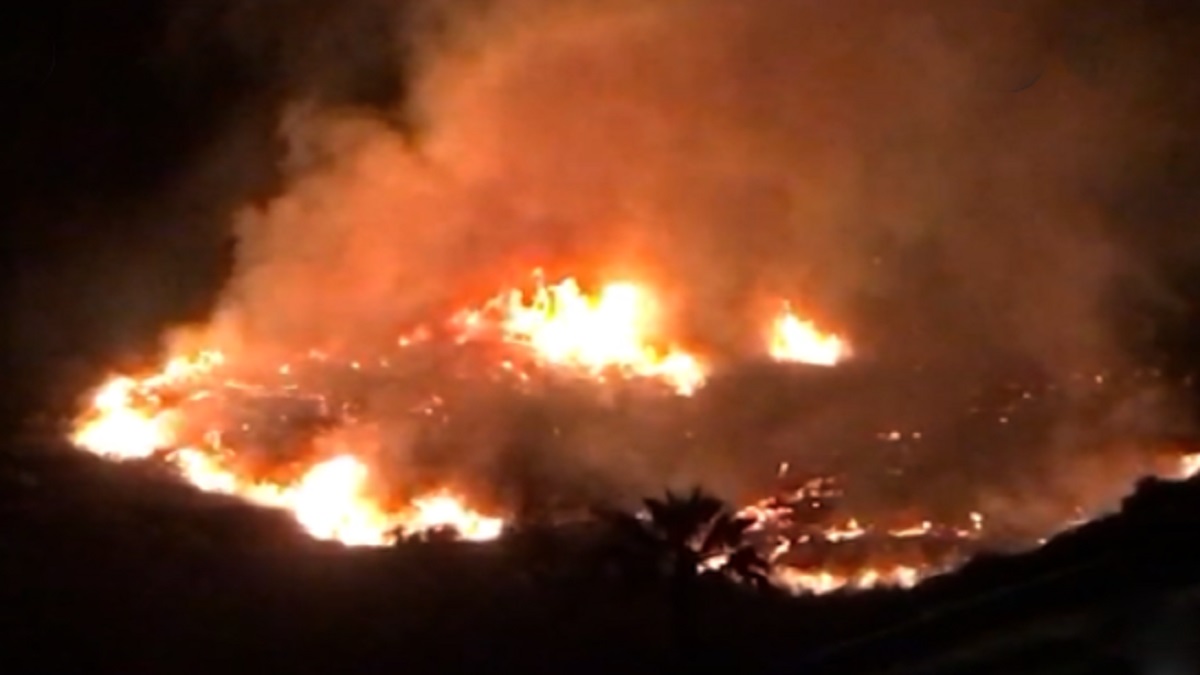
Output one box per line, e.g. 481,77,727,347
0,1,405,418
1,2,254,384
4,0,1200,421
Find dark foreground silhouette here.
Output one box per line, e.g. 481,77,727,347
2,437,1199,675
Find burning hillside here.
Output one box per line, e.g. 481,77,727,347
70,273,847,548
68,270,1200,595
43,0,1200,603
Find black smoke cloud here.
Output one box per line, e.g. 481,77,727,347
147,0,1200,530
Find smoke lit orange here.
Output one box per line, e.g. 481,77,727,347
82,268,1200,596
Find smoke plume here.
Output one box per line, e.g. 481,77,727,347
165,0,1198,529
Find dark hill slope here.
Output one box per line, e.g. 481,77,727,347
4,437,1200,675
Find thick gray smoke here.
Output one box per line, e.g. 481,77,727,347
169,0,1196,532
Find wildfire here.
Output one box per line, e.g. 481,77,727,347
71,338,1195,597
69,272,854,551
768,302,849,366
60,266,1200,599
773,566,924,594
731,485,988,594
71,376,175,460
400,492,506,541
455,273,707,395
70,358,504,546
56,266,981,598
1173,453,1200,480
172,450,408,546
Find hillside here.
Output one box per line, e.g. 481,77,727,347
3,435,1200,674
784,475,1200,674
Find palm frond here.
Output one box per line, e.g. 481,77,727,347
722,545,773,588
699,513,754,555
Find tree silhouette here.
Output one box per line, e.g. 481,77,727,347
599,487,771,586
595,487,773,668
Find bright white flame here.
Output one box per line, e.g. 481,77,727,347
768,303,849,366
400,492,506,542
460,274,707,395
71,378,175,459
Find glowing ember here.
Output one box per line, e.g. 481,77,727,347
724,486,989,594
772,565,923,594
456,273,707,395
768,302,849,366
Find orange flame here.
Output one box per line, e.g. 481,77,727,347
772,565,924,594
457,273,707,395
768,302,849,366
1174,454,1200,480
70,358,504,547
71,376,177,459
66,269,902,594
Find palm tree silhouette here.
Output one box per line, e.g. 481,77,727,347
599,487,771,586
596,487,772,667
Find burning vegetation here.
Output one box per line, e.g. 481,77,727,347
46,0,1200,604
68,270,1199,595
